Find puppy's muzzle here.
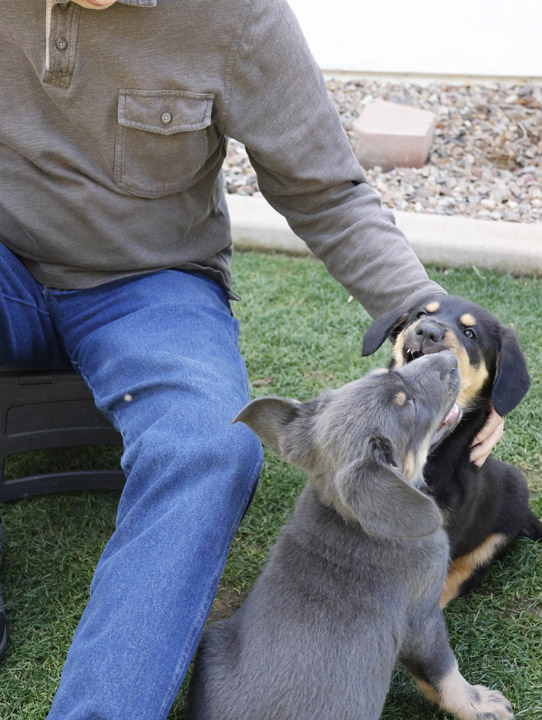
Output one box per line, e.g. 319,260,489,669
404,319,448,361
427,351,462,446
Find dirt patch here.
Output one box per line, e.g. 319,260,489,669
206,586,245,626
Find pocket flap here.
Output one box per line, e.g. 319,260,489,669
118,89,214,135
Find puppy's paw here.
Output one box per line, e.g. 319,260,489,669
459,683,514,720
418,663,515,720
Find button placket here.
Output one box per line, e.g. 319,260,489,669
44,3,81,89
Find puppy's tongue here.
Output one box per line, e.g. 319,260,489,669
432,402,462,446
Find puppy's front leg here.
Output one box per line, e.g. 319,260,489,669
402,611,514,720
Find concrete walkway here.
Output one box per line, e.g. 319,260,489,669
227,194,542,276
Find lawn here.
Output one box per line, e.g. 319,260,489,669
1,251,541,719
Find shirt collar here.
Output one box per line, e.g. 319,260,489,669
113,0,158,6
48,0,157,6
45,0,157,71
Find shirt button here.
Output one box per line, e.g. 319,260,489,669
55,37,68,52
59,3,69,10
161,111,173,125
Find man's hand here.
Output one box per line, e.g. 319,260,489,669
469,403,504,467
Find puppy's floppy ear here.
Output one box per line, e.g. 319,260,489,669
234,396,317,471
492,326,530,416
362,304,411,356
337,435,441,539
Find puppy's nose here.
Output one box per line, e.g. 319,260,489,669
437,350,458,377
415,320,445,344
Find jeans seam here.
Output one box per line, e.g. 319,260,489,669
75,365,119,430
2,294,52,317
158,454,263,719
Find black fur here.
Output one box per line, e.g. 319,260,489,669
363,293,541,600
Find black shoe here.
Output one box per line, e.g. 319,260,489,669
0,609,6,663
0,516,6,663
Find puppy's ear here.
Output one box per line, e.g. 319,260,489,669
492,327,530,416
234,396,317,471
362,305,410,356
337,435,441,539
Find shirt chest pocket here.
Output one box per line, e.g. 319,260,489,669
114,89,215,198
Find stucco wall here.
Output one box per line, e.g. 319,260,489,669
288,0,542,78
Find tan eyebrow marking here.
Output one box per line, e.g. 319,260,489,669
395,391,407,406
460,313,476,327
426,301,440,313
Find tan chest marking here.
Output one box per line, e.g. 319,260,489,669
440,533,508,608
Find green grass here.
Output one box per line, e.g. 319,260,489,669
1,252,542,719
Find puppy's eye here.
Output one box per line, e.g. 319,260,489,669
416,311,427,319
464,328,476,340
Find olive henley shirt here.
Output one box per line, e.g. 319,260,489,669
1,0,444,317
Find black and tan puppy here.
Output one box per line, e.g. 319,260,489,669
363,293,542,606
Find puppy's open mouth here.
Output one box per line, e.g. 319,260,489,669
431,402,462,447
404,347,424,363
404,344,442,363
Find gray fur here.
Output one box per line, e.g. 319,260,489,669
188,352,497,719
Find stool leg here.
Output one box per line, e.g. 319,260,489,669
0,515,6,663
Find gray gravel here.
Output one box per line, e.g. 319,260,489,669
223,79,542,224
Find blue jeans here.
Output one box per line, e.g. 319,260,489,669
0,243,263,719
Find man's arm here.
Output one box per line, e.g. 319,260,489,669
220,0,503,463
220,0,445,318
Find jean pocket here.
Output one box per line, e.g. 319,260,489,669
114,89,215,198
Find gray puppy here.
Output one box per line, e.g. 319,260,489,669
188,352,514,720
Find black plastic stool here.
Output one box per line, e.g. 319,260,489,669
0,369,125,502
